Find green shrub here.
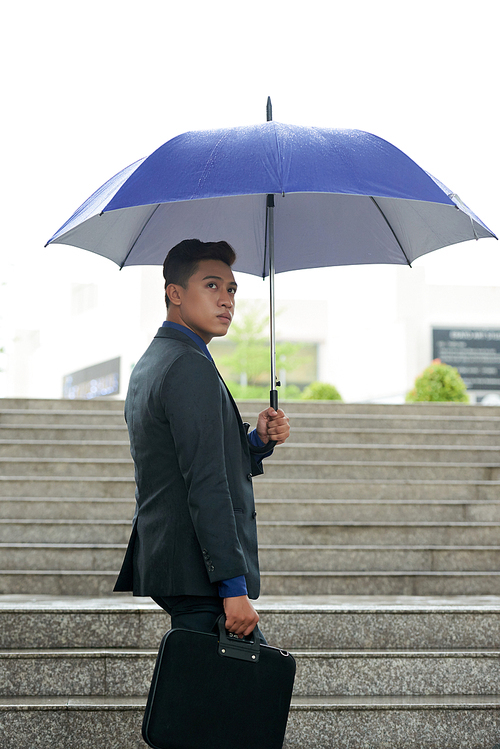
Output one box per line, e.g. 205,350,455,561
406,359,469,403
301,381,342,401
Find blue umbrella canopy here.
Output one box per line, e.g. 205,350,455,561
47,119,496,409
46,122,496,276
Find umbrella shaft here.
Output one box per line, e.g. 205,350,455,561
267,195,278,411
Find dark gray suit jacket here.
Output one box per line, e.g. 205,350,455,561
114,327,264,599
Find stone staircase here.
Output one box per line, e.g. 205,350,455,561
0,397,499,748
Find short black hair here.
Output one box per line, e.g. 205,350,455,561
163,239,236,307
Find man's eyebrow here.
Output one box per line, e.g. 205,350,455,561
202,275,238,287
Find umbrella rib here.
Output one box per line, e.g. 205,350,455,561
118,204,161,269
370,197,412,267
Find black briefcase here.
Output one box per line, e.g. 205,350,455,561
142,615,296,749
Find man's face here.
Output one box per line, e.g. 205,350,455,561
167,259,237,343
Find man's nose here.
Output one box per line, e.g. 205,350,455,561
220,292,234,306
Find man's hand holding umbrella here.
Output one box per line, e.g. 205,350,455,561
256,407,290,446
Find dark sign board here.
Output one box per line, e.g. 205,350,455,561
432,329,500,391
63,357,120,399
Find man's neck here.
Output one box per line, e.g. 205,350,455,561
162,321,214,360
165,313,212,344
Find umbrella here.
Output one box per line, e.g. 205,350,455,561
46,101,496,408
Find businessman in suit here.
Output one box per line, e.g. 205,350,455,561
114,239,290,639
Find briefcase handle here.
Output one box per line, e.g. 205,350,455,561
216,615,260,663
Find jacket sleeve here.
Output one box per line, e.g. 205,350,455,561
247,427,274,476
160,352,249,583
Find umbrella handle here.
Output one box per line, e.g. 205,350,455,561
246,388,279,455
270,389,278,411
252,388,279,453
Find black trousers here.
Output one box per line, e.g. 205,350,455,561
152,595,267,644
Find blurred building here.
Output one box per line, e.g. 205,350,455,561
2,263,499,404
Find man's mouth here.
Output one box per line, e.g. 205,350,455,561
218,313,232,322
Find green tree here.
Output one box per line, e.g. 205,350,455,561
219,303,304,392
219,305,270,385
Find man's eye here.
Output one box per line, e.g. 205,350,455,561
207,282,217,288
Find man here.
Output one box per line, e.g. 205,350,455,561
114,239,290,640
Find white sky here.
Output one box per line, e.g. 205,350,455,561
1,0,499,328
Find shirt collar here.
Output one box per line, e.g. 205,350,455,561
162,321,213,361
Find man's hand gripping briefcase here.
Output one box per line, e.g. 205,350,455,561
142,614,296,749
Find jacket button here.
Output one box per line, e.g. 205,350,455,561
247,473,252,481
252,511,257,519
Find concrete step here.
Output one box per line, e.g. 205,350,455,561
2,456,499,481
2,595,499,650
0,425,128,441
260,571,500,596
254,478,500,500
2,518,500,546
2,542,500,573
5,440,500,464
0,497,134,520
241,409,500,430
0,497,135,520
0,476,135,498
3,397,499,416
0,519,132,543
3,440,500,463
257,521,500,546
0,457,135,477
0,571,121,596
1,397,499,747
0,409,127,426
2,570,500,597
287,696,500,749
263,460,500,481
0,648,154,698
1,476,498,501
1,695,499,749
0,398,126,411
270,413,495,433
2,646,499,699
2,424,500,447
0,544,125,570
259,545,500,572
0,440,131,459
256,499,500,522
275,443,500,463
292,650,500,698
4,408,500,433
289,428,500,446
4,497,500,522
239,400,500,417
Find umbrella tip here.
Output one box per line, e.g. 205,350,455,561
266,97,272,122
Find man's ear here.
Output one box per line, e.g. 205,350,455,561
166,283,182,307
